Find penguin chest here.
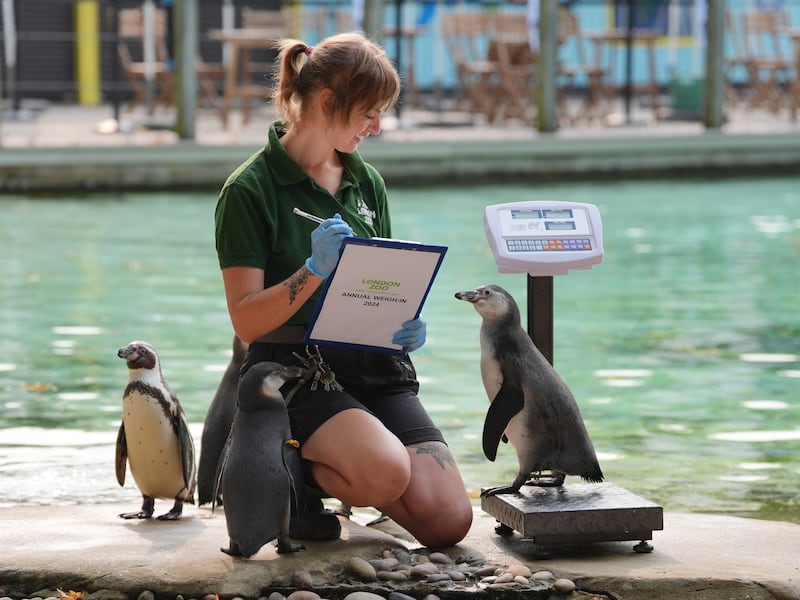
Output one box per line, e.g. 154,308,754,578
479,334,503,402
122,391,186,499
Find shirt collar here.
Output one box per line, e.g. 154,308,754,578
266,120,369,188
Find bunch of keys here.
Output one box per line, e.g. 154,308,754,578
292,346,343,392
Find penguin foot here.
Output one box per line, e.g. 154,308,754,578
120,495,155,518
220,541,243,557
118,510,153,519
276,536,305,554
480,485,520,498
524,470,566,487
156,499,184,520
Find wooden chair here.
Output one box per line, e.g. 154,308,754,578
239,8,290,87
440,10,500,120
740,9,792,114
488,12,536,123
556,8,609,124
724,9,751,106
116,7,174,112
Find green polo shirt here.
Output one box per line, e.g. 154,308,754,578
215,120,392,325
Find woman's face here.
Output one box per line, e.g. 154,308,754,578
332,103,383,153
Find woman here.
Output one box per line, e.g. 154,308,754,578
214,32,472,548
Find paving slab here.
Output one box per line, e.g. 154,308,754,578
0,503,797,600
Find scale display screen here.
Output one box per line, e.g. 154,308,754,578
484,201,604,276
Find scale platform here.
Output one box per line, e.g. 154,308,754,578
481,482,663,550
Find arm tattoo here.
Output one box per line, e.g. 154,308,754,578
414,442,457,471
284,268,310,305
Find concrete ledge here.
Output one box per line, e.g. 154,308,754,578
1,133,800,192
1,504,797,600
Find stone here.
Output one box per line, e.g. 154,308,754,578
292,571,314,590
344,557,377,582
387,593,415,600
266,593,285,600
368,558,399,572
137,592,155,600
341,593,385,600
409,563,439,578
428,552,453,565
286,592,320,600
377,571,408,582
532,570,555,581
553,578,576,594
503,564,532,578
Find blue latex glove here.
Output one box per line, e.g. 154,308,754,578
392,316,427,353
305,213,353,278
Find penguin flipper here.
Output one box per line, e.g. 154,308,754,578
482,380,524,461
115,423,127,487
211,426,234,513
178,413,197,502
283,439,306,516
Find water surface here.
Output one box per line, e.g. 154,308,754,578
1,178,798,523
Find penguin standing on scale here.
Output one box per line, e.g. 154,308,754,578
116,341,196,520
455,284,603,496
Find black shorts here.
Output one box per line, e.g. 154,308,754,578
242,342,446,447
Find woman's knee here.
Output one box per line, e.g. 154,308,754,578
314,446,411,507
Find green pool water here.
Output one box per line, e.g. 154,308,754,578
1,176,798,524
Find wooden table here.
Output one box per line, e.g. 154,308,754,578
208,27,285,127
585,29,661,120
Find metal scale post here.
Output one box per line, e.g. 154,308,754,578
481,202,663,551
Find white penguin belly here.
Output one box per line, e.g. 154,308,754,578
123,393,186,499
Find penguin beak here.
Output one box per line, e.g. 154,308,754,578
117,345,136,359
454,290,479,303
281,366,307,380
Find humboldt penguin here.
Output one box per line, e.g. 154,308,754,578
455,284,603,496
116,341,196,519
216,361,307,557
197,335,248,506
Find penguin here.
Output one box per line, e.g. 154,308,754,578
454,284,603,496
216,361,307,557
197,335,248,506
116,340,196,520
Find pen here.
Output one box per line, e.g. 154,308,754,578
293,207,325,224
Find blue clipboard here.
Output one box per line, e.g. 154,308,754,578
305,236,447,354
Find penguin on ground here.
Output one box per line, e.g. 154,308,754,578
215,361,308,557
197,335,248,506
455,284,603,496
116,341,196,519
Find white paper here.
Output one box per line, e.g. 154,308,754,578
306,238,447,353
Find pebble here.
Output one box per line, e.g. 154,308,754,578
344,556,377,582
1,544,586,600
553,578,576,594
386,593,416,600
292,571,314,590
427,552,453,565
503,564,532,578
286,592,320,600
341,593,384,600
409,562,440,578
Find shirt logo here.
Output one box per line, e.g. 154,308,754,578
356,196,375,227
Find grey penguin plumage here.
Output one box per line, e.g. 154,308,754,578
116,340,196,519
455,284,603,496
216,361,307,557
197,335,248,506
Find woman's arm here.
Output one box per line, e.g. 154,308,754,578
221,265,323,344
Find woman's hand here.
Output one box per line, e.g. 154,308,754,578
305,213,353,278
392,316,427,352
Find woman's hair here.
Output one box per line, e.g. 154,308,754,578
271,32,401,126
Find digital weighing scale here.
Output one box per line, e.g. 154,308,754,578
481,200,663,552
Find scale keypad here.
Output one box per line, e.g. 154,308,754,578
506,239,593,252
